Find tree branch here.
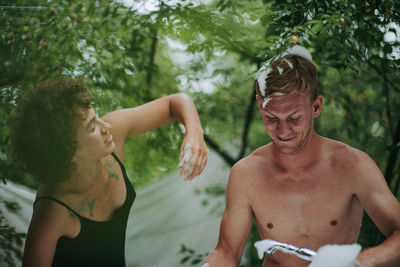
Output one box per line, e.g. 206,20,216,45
204,134,236,166
145,27,158,100
383,76,393,135
365,58,400,94
238,78,258,160
385,115,400,187
395,167,400,197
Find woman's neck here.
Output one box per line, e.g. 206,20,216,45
59,157,104,194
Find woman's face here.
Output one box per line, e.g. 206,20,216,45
74,107,115,161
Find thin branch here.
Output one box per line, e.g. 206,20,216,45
0,6,46,10
385,115,400,187
146,27,158,97
383,76,393,136
204,134,236,166
237,86,256,160
364,58,400,94
395,168,400,196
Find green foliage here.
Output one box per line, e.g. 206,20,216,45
0,2,197,262
0,0,189,188
0,198,26,267
1,0,400,265
179,244,208,265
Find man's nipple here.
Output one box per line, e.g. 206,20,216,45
330,220,338,226
267,223,274,229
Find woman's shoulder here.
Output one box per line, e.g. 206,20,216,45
33,187,81,238
23,192,81,266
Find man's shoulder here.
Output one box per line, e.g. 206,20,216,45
233,144,271,168
321,137,371,166
229,144,273,183
322,137,362,153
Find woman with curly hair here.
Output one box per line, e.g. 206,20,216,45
12,78,208,267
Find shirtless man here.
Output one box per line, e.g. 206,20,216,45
203,47,400,267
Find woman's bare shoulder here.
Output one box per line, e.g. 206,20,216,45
33,186,81,239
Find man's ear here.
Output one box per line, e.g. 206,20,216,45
312,96,323,118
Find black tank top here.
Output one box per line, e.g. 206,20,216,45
34,153,136,267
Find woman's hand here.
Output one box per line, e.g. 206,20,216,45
178,130,208,180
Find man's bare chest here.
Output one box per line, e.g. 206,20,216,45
249,172,363,248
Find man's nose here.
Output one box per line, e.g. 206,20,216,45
277,121,290,137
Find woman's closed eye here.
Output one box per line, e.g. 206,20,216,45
89,115,100,132
89,121,97,132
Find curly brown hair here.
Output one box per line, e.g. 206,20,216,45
11,78,92,185
256,54,318,101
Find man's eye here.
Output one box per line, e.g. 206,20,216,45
267,117,278,121
289,117,300,121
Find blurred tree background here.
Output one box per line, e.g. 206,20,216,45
0,0,399,266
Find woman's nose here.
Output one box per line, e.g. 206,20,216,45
99,119,111,134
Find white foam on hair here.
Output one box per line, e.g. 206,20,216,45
255,45,313,98
257,67,268,97
283,45,313,63
262,97,272,109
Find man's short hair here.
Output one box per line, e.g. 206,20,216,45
256,54,318,101
11,78,92,185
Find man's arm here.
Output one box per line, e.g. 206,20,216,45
354,151,400,267
203,162,254,266
101,93,207,179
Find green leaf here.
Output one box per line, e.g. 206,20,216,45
283,58,293,69
191,258,202,265
180,256,190,264
310,21,324,33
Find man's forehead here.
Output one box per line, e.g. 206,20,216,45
262,104,304,116
262,94,309,114
267,92,309,105
270,91,308,101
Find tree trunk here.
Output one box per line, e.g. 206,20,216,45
238,83,257,159
204,134,236,166
385,115,400,188
145,28,158,100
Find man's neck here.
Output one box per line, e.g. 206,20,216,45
272,132,321,172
